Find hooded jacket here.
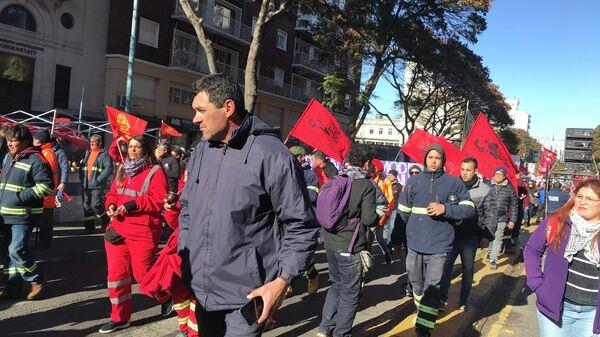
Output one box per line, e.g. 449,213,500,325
79,148,114,190
178,114,319,311
398,144,476,254
456,177,492,240
0,147,54,225
485,178,518,232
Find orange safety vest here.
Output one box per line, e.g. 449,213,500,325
41,143,59,209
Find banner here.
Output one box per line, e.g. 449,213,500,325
287,99,351,163
105,106,147,141
450,113,519,190
401,129,459,170
537,147,557,177
161,120,183,137
0,117,88,148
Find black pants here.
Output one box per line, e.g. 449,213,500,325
82,189,107,230
511,203,525,241
194,302,262,337
439,236,478,306
37,208,54,247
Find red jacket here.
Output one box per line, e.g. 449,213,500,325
105,164,168,242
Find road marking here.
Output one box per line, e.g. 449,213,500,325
484,269,525,337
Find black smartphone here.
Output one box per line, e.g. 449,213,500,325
239,296,264,326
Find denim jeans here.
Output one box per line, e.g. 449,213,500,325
385,210,397,247
489,222,507,262
537,301,599,337
526,205,538,226
0,223,42,294
367,227,390,257
439,236,478,305
319,250,363,337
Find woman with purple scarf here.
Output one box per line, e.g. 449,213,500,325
524,178,600,337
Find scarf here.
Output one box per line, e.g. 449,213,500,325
564,208,600,267
464,175,479,190
341,166,369,180
123,157,148,177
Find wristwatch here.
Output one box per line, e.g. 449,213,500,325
278,272,293,284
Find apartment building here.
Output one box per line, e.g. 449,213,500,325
103,0,347,147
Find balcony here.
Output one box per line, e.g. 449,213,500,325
173,0,252,44
295,12,319,32
170,48,209,74
292,51,334,76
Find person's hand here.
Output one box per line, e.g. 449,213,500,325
106,204,117,218
508,221,515,229
480,238,490,248
57,183,65,192
163,201,173,210
427,203,445,217
115,205,127,215
246,277,288,325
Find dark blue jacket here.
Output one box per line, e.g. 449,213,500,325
301,162,319,206
178,115,319,311
546,188,570,214
79,149,113,190
53,145,69,185
0,147,54,225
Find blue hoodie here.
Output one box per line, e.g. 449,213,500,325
398,144,476,254
178,114,319,311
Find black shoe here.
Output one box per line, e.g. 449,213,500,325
161,299,174,316
490,260,498,270
406,289,414,298
384,253,392,264
98,320,130,333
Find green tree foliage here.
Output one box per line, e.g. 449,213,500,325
499,128,519,154
298,0,493,138
513,128,542,157
594,124,600,160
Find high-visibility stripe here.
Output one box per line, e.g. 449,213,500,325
117,165,161,197
411,207,429,215
178,317,189,325
110,293,132,304
0,183,27,192
418,304,439,315
91,167,103,172
416,317,436,329
107,279,130,288
459,200,475,208
398,203,412,213
14,162,31,171
307,186,320,193
0,207,44,215
190,301,196,312
173,300,191,310
7,263,37,274
32,183,52,198
187,320,198,332
117,188,139,197
95,212,106,218
82,215,96,221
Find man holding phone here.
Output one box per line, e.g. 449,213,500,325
179,74,319,336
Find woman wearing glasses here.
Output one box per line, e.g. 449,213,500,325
524,178,600,337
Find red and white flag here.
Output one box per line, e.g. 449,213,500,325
537,147,557,177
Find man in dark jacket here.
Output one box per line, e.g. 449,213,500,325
317,143,378,337
156,143,180,192
179,74,319,336
0,125,53,300
439,157,492,311
79,134,113,232
398,144,475,337
486,166,518,270
290,145,320,295
0,125,7,170
53,138,69,194
546,181,570,215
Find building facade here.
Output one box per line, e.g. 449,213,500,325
355,115,406,146
0,0,109,117
505,97,531,132
103,0,347,147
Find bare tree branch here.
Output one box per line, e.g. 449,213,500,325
178,0,217,74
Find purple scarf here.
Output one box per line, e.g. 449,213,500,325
123,157,147,177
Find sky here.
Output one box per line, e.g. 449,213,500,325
371,0,600,145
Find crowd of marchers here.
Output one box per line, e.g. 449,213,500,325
0,74,599,337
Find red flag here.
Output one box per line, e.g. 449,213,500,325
450,113,519,190
287,99,351,163
401,129,459,170
537,147,557,177
105,106,147,141
161,121,183,137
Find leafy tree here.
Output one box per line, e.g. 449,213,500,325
178,0,290,114
594,124,600,160
499,128,519,154
513,128,542,158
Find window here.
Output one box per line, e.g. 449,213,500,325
132,74,156,100
169,87,193,106
276,29,287,51
369,128,374,135
53,65,71,109
0,5,36,32
139,18,159,48
274,67,284,88
379,128,383,135
388,128,393,135
60,13,74,29
214,4,235,33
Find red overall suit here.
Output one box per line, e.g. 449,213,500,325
140,170,199,336
104,163,168,323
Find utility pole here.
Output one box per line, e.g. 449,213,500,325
125,0,139,113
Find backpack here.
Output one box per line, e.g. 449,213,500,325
316,175,362,252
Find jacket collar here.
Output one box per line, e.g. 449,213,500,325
492,178,509,187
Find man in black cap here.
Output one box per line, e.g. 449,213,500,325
398,144,475,337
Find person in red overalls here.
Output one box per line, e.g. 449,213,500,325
98,135,169,334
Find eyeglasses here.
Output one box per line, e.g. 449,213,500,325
575,194,600,206
409,171,420,175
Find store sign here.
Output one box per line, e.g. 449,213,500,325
168,116,198,132
0,51,34,83
0,37,43,56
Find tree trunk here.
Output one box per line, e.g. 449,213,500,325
178,0,217,74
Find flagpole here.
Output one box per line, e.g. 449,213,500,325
125,0,139,113
78,85,84,132
461,100,470,147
